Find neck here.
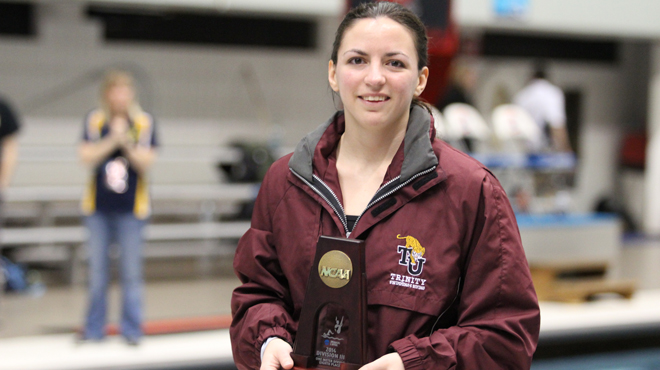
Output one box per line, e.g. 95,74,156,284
338,114,408,168
109,109,128,118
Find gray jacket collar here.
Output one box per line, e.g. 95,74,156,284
289,105,438,183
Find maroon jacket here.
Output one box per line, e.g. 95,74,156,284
231,106,540,370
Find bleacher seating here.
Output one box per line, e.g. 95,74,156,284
2,117,270,284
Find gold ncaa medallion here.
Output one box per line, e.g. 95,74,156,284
318,250,353,288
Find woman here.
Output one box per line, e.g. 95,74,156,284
78,70,158,345
231,2,539,369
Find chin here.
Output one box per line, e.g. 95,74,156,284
359,116,395,130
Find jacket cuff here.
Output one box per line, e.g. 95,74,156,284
256,327,294,354
390,337,424,370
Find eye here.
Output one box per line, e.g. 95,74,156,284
348,57,365,65
387,60,406,68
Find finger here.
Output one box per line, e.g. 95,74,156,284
259,360,277,370
359,359,380,370
358,355,388,370
276,348,294,369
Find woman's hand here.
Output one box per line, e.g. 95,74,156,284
260,338,294,370
109,116,133,147
109,115,129,136
78,116,128,168
358,353,404,370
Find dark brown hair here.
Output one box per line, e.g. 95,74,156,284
330,1,429,110
331,1,428,70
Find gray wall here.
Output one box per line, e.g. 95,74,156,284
1,1,652,216
2,1,340,186
2,1,339,138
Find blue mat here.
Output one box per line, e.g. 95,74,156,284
516,213,619,229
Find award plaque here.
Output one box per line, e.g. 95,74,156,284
291,236,367,370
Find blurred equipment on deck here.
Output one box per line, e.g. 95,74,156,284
217,142,275,220
517,213,637,303
491,104,542,153
217,142,275,184
530,261,636,303
442,103,491,153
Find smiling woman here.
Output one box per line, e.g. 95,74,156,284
328,13,428,215
230,2,540,370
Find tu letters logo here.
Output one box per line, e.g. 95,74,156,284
396,234,426,276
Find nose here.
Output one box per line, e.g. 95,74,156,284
365,63,386,87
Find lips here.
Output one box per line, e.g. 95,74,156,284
360,95,389,102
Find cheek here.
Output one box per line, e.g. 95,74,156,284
389,75,418,100
335,68,361,92
110,88,133,105
108,92,124,104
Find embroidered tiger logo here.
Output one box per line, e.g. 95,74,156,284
396,234,425,265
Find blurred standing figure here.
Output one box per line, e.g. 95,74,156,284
0,96,20,297
78,71,158,345
435,58,478,111
0,96,20,197
513,62,572,152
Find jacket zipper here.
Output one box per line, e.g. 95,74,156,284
313,174,351,234
291,166,437,238
352,166,437,232
290,169,349,234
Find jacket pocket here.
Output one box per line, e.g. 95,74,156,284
367,287,446,317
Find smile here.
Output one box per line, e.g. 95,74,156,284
360,95,389,102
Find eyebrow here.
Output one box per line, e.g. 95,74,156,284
343,49,411,60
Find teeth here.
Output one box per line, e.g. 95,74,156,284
363,96,386,102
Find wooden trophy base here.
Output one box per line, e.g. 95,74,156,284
290,236,367,370
292,366,361,370
291,353,361,370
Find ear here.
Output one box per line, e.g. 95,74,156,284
414,66,429,97
328,60,339,92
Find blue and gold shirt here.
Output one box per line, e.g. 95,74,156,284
81,109,158,219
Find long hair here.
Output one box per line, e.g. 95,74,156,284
100,70,144,122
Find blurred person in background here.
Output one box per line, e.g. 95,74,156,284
78,70,158,345
0,96,20,193
513,61,572,152
0,96,20,299
435,57,478,111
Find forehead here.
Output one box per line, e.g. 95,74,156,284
340,16,416,54
106,81,133,91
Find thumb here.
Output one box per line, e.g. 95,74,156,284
358,363,375,370
275,349,294,369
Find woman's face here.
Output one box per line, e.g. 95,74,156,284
329,16,428,132
105,82,135,115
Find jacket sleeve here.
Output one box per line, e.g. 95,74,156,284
390,173,540,370
230,167,297,370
